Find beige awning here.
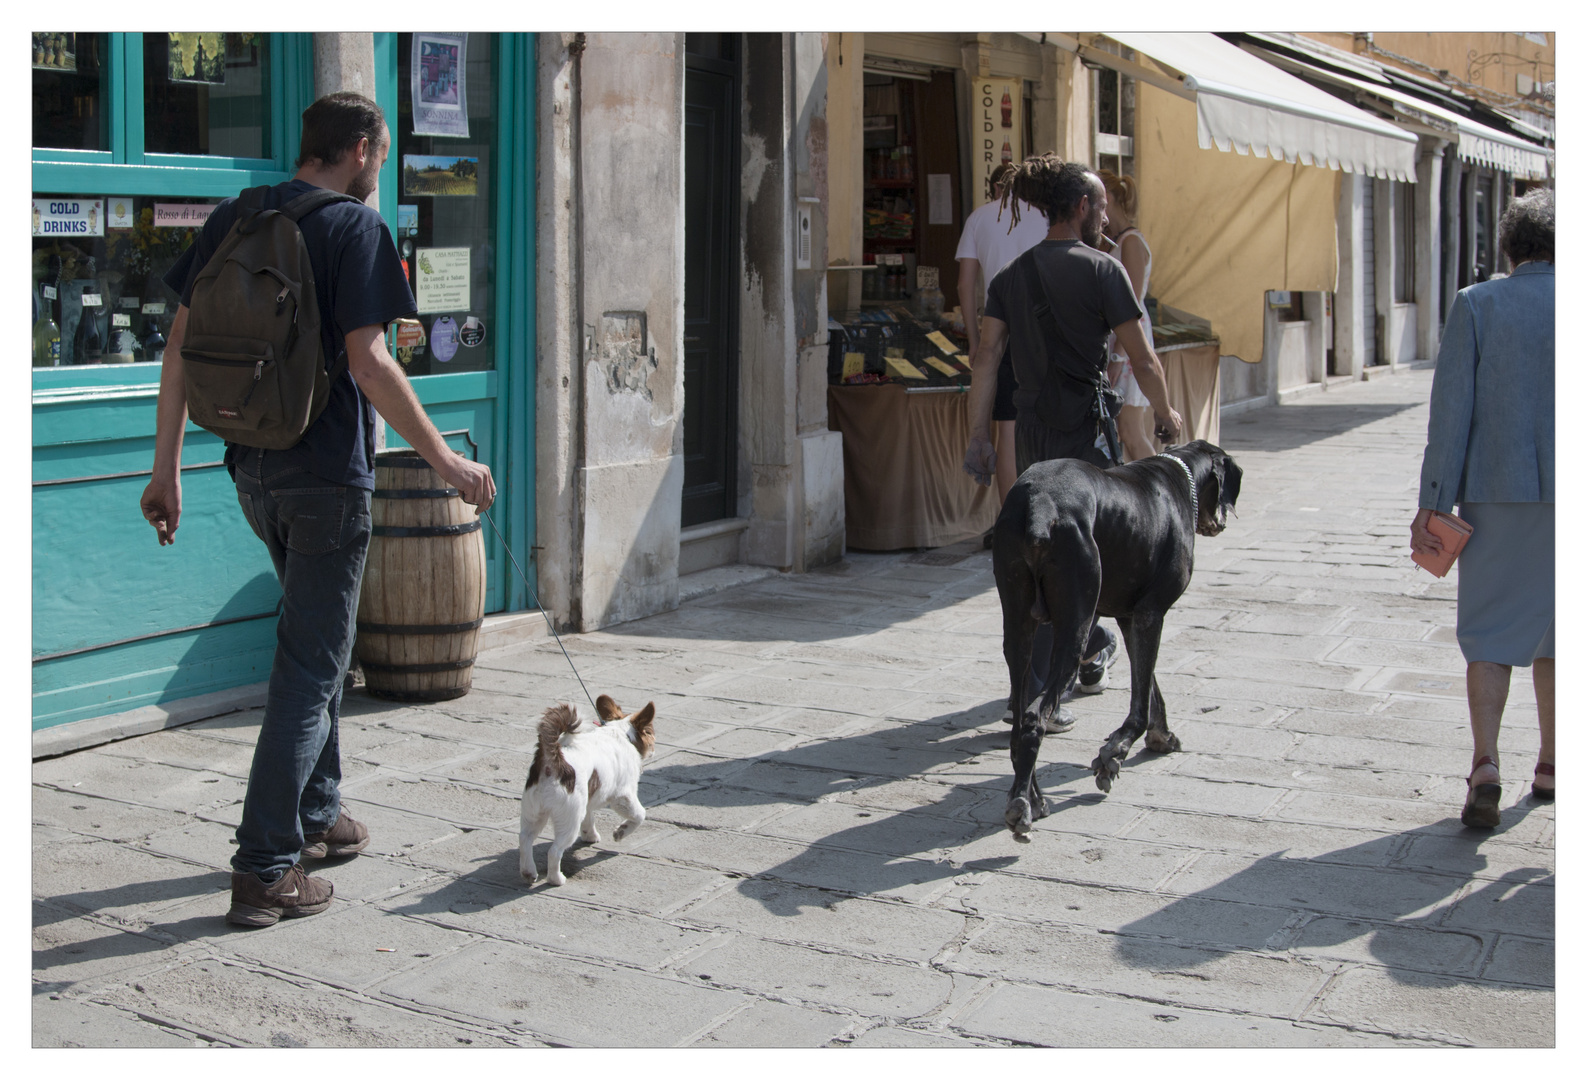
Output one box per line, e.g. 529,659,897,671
1082,32,1419,181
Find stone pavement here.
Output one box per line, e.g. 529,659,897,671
33,368,1554,1048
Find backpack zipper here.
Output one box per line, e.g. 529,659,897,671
239,360,265,407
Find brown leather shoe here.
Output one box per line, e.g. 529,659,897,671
302,810,369,859
227,863,333,927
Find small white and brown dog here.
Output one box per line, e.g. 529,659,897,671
519,694,656,886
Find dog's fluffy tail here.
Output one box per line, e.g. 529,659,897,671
527,704,581,793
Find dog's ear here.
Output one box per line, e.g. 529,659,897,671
629,701,656,732
595,694,623,723
1215,452,1243,526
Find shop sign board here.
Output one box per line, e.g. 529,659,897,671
972,80,1022,209
33,198,104,238
413,246,470,313
154,203,220,228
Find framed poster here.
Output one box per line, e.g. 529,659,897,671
402,155,478,197
168,33,226,85
411,33,469,138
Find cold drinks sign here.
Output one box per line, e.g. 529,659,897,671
33,199,105,237
974,81,1022,210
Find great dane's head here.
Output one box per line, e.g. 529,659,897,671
1177,440,1242,536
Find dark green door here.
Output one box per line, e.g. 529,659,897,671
682,35,739,527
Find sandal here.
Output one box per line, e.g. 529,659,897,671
1532,762,1555,802
1462,755,1502,828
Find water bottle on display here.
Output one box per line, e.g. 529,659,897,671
34,255,62,367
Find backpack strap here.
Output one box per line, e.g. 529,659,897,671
275,187,362,388
278,187,362,223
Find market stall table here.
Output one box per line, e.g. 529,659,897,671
827,383,996,551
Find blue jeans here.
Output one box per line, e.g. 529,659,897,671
230,447,372,879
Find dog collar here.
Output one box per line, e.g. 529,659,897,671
1157,451,1198,528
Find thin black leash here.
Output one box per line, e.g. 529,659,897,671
479,507,598,714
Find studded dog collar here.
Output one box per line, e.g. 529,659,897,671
1157,451,1198,530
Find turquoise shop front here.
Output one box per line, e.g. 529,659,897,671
31,32,538,734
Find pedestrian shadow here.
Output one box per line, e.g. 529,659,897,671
1111,809,1554,987
637,703,1103,913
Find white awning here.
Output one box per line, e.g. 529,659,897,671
1235,34,1553,180
1091,32,1419,182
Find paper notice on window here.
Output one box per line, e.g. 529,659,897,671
928,173,953,225
923,354,960,377
926,330,961,355
885,356,927,380
414,246,471,313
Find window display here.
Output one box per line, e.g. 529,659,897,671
33,33,109,151
30,194,206,366
393,33,496,376
144,33,270,158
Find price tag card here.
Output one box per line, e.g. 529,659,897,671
120,296,139,308
842,352,865,378
112,313,131,328
142,301,167,314
925,330,960,355
42,285,57,300
923,355,960,377
885,356,927,380
80,293,103,307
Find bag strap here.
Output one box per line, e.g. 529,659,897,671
278,187,362,223
1016,250,1106,394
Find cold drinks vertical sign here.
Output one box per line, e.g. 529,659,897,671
974,81,1022,210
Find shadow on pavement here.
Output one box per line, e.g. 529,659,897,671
1112,809,1553,987
636,703,1119,913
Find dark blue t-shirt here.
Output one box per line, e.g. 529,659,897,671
165,180,416,490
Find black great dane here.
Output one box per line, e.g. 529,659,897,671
992,439,1243,836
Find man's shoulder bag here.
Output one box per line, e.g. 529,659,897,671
1016,254,1124,462
182,185,360,449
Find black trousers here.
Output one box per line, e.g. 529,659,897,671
1012,413,1114,697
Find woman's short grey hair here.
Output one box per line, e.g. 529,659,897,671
1500,188,1554,265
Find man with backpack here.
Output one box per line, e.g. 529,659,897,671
139,92,494,927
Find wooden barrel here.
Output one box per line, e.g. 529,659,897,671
355,449,486,701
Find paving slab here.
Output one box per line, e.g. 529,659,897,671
376,938,747,1046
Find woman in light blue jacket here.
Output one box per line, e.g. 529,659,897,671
1411,188,1554,828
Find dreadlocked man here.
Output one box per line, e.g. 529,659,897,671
963,154,1183,729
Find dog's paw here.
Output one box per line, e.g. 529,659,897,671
1090,753,1120,793
1145,730,1181,754
613,819,640,841
519,863,538,885
546,869,566,886
1005,796,1035,836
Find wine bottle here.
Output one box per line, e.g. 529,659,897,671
142,318,167,365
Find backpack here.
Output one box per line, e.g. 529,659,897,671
181,185,360,449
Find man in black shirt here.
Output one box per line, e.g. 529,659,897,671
141,93,495,927
963,156,1182,728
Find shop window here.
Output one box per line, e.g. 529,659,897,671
1093,47,1136,178
144,33,271,159
33,34,110,151
1393,180,1416,303
32,33,312,376
32,195,212,367
393,33,497,375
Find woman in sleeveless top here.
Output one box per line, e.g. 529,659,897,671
1100,171,1156,462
